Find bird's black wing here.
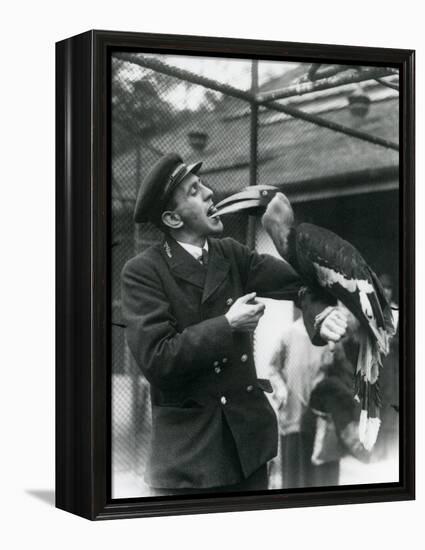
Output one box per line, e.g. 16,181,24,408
294,223,394,342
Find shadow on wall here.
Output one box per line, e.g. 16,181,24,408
25,489,55,507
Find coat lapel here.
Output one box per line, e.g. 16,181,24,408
202,241,230,304
162,238,206,289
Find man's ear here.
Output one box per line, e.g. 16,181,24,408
161,210,184,230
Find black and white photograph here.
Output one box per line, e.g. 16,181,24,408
2,0,423,543
110,51,401,499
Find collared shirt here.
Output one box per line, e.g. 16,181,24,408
176,240,209,262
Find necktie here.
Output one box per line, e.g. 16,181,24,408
200,248,209,266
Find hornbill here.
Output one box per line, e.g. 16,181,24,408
212,186,395,450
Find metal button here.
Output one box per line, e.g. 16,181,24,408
246,385,254,392
220,396,227,405
214,366,221,374
222,357,228,364
213,360,219,367
226,298,233,306
241,353,248,363
262,190,268,196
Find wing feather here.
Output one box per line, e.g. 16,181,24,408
292,222,394,450
294,223,392,346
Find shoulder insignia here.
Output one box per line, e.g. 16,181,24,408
164,241,172,258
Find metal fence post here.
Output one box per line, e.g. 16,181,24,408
247,59,259,248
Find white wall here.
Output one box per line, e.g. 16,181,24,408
254,223,295,377
1,1,423,548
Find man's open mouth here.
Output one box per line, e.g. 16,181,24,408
207,204,219,217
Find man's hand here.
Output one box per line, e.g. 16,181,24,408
225,292,265,332
319,307,348,351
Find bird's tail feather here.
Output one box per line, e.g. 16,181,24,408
355,330,382,450
368,322,391,356
356,329,380,383
359,410,381,451
369,269,396,338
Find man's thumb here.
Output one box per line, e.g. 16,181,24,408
328,341,336,352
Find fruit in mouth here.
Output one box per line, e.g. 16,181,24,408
207,204,218,217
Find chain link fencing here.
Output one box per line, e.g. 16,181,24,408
110,53,400,497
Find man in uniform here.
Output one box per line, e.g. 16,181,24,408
121,153,347,495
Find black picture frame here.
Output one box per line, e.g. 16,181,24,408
56,29,415,520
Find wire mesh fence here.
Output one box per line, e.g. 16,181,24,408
110,53,399,496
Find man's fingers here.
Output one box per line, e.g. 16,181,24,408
324,314,347,334
322,327,343,341
249,310,264,323
335,310,348,323
335,319,348,331
242,322,260,332
243,302,265,316
326,323,346,336
328,312,347,329
331,316,347,329
245,309,265,330
239,292,257,304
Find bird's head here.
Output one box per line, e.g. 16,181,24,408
261,193,294,258
211,186,294,258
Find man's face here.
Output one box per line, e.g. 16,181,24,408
171,173,223,237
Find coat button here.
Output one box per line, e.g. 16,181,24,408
246,385,254,392
222,357,228,364
220,396,227,405
226,298,233,306
213,360,219,367
214,366,221,374
241,354,248,363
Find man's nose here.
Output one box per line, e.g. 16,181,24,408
201,183,213,199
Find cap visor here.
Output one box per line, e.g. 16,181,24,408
187,161,203,175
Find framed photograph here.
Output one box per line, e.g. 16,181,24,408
56,30,415,520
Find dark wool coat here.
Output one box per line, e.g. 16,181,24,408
121,236,329,489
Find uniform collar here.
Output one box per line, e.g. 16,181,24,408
162,237,230,303
176,240,209,262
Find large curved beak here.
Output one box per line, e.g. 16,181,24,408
211,185,279,217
